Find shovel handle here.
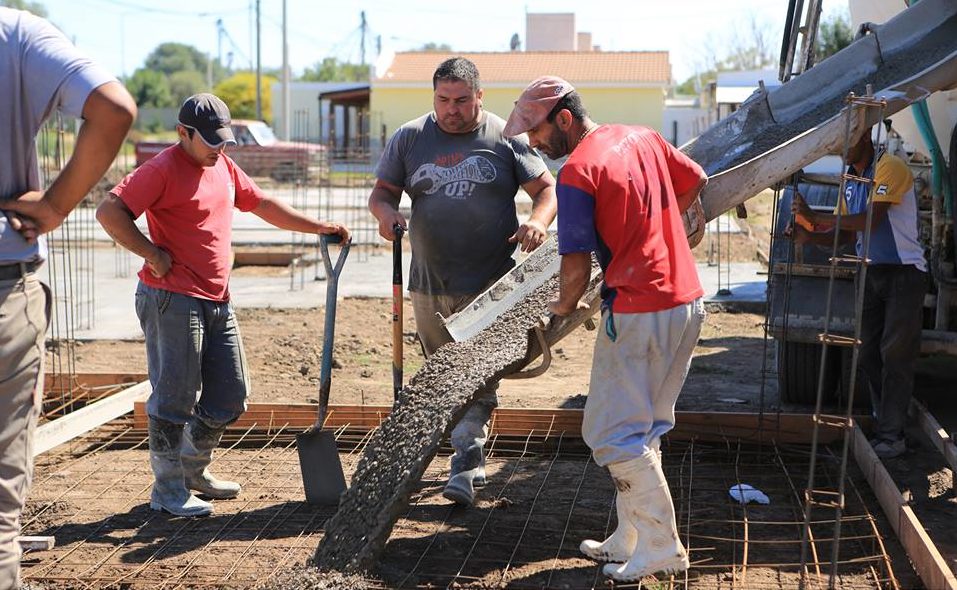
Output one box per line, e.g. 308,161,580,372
317,234,350,428
392,225,404,401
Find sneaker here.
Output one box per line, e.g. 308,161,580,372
872,438,906,459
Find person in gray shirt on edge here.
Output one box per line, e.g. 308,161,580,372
0,8,136,588
368,57,557,506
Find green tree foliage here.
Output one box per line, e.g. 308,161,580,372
417,42,452,52
169,70,206,106
126,68,173,108
677,14,775,96
300,57,370,82
675,71,715,96
1,0,47,17
145,42,212,77
214,72,277,123
816,9,855,61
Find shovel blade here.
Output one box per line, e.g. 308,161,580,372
296,429,347,505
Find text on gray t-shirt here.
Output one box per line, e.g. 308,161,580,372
375,111,547,295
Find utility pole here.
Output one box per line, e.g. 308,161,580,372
360,10,367,65
217,19,223,69
255,0,262,121
206,52,213,90
281,0,290,140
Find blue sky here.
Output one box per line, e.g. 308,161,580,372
39,0,846,83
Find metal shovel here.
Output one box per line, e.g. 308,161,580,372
296,234,349,505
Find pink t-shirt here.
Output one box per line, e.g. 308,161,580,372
111,144,264,302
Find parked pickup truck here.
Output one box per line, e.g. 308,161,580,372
134,119,327,182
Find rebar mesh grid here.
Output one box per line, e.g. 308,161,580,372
21,419,910,589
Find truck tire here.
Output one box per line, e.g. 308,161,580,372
776,340,841,405
272,161,303,182
838,348,872,412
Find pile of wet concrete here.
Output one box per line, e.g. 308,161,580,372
315,247,591,572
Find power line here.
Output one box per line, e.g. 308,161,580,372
85,0,246,17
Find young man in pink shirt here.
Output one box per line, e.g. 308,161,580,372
97,94,350,517
505,77,707,582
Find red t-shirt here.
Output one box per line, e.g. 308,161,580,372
557,125,704,313
111,144,264,302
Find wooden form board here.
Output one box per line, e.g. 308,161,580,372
131,402,853,445
43,394,954,589
43,372,148,396
35,380,151,457
232,250,306,267
912,399,957,496
851,424,957,590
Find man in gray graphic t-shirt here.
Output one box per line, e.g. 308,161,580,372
369,57,556,506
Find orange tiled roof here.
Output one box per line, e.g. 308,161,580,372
376,51,671,85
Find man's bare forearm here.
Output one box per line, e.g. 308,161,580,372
554,252,591,315
95,196,159,262
46,82,136,215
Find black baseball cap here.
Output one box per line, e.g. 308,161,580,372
178,93,236,147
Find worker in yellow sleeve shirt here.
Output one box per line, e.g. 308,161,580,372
791,124,927,459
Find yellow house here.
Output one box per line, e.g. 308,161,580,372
372,51,671,140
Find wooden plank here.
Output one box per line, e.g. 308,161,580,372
131,403,856,445
35,381,152,457
851,424,957,590
43,373,148,396
912,399,957,471
233,250,305,267
17,536,55,551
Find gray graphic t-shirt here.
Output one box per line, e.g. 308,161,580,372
0,8,115,263
376,111,547,295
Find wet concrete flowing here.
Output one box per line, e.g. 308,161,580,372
315,248,598,572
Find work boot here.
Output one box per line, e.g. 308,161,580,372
580,440,658,563
872,437,906,459
600,450,689,582
182,419,241,499
580,489,639,562
443,448,485,506
443,401,493,506
148,418,213,517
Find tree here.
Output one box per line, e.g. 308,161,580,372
214,72,277,123
1,0,47,17
144,42,226,83
679,13,776,96
169,70,206,106
126,68,173,108
300,57,370,82
816,9,855,61
417,42,452,52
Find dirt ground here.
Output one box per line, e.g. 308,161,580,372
62,298,771,414
40,215,957,588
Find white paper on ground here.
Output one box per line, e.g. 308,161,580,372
729,483,770,505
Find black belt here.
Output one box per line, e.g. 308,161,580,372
0,261,41,281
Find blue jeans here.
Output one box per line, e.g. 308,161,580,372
135,282,249,428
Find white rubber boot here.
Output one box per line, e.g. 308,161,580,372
443,401,492,506
601,450,689,582
149,418,213,517
580,440,659,562
580,489,639,562
182,419,241,499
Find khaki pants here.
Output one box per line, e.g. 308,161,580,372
410,291,497,473
0,273,49,590
583,298,704,467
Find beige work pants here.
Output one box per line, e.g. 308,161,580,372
0,273,49,589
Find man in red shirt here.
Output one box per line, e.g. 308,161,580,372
97,94,350,517
505,77,707,582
